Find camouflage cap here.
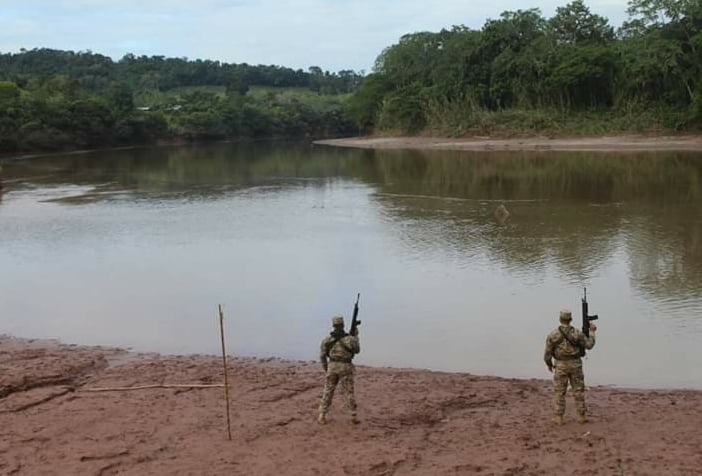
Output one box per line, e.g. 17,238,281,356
559,309,573,322
332,315,344,326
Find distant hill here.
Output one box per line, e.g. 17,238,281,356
0,49,362,153
0,48,362,95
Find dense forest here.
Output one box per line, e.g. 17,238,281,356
1,0,701,154
347,0,702,135
0,49,362,153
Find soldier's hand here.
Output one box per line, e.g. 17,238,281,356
547,364,553,373
590,323,597,333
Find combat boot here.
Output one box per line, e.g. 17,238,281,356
553,415,564,426
351,415,360,425
317,414,327,425
578,415,588,424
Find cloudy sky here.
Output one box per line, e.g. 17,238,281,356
1,0,631,72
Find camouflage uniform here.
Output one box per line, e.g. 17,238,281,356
318,316,360,422
544,310,596,421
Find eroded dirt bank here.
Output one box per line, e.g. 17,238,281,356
1,335,700,475
315,135,702,152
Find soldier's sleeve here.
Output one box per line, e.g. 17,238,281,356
584,331,596,350
574,329,595,350
320,337,330,365
543,333,554,366
348,335,360,354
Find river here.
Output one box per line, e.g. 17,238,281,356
1,142,701,388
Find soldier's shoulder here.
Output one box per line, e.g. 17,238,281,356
546,328,561,340
342,335,358,344
321,335,333,345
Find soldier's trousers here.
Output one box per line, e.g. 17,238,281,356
319,362,356,417
553,359,586,417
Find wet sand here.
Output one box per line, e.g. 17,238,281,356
1,335,700,475
314,135,702,152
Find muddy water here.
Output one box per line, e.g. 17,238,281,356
1,143,701,388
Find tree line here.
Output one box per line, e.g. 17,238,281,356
3,0,700,154
346,0,702,135
0,49,362,153
0,49,362,95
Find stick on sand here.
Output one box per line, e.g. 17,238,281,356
219,304,232,441
81,384,224,392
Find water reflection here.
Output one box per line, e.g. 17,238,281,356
1,144,701,387
2,144,370,199
365,150,702,297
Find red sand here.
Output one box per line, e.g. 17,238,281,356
1,336,701,475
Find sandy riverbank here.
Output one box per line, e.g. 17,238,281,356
1,335,700,475
315,135,702,152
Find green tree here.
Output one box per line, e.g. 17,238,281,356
225,68,251,96
626,0,702,108
107,82,134,117
344,73,390,131
481,9,548,108
0,82,21,150
0,81,21,106
69,99,114,146
377,82,427,134
550,0,615,44
549,44,616,108
375,32,443,89
627,0,700,25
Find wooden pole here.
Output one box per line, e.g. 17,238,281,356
81,384,224,392
218,304,232,441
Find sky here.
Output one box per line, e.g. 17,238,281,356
1,0,631,72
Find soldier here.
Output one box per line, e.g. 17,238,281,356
544,309,596,425
318,315,360,425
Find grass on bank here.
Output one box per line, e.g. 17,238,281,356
374,97,699,138
418,110,696,138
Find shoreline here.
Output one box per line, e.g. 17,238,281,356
5,134,701,163
314,134,702,152
2,335,701,475
0,135,347,162
0,143,183,162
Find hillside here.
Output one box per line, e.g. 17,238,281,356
0,49,362,153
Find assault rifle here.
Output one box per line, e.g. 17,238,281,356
349,293,361,336
581,288,599,338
